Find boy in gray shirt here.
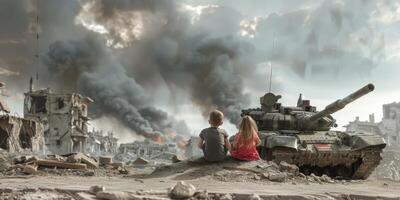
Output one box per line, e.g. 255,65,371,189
198,110,232,162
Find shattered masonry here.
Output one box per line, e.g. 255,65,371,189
0,116,45,153
86,129,118,155
24,87,93,155
119,141,177,160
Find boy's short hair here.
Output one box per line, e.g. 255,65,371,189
209,110,224,125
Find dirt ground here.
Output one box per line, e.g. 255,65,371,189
1,173,400,199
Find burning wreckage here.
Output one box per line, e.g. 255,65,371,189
0,79,188,176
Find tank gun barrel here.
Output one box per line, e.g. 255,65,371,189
308,83,375,122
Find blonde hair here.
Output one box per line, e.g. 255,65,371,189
209,110,224,126
238,115,258,147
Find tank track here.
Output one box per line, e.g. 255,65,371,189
266,146,383,179
351,147,383,179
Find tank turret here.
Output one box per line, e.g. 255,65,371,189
242,84,375,131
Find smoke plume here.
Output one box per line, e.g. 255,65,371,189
45,36,189,138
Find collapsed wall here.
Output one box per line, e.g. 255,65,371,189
0,116,45,153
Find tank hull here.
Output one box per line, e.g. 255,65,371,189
258,131,385,179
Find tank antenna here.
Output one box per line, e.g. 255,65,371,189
268,35,276,93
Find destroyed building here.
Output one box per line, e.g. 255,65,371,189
0,82,45,153
345,114,381,135
381,102,400,146
23,81,93,155
0,116,45,153
86,129,118,155
345,102,400,147
118,141,177,161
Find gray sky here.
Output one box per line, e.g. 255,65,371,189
1,0,400,139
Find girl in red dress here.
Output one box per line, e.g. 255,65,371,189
230,116,261,161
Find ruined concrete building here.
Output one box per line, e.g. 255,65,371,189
345,114,381,135
0,116,45,153
24,82,93,154
86,129,118,155
0,82,45,153
381,102,400,146
119,141,177,159
345,102,400,147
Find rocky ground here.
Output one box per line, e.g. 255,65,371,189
1,150,400,199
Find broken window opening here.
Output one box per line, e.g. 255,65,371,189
57,98,65,109
30,96,47,114
19,128,32,150
0,128,9,150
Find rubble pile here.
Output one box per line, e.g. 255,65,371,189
373,150,400,181
0,152,129,177
151,159,338,184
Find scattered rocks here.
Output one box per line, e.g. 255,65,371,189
96,191,132,200
218,193,233,200
89,185,105,195
23,165,37,175
169,181,196,199
279,161,299,175
194,190,209,199
268,172,286,182
99,156,112,166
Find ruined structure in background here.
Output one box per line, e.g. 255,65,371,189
86,129,118,155
345,114,381,135
345,102,400,147
381,102,400,146
0,82,45,153
24,81,93,154
116,141,178,163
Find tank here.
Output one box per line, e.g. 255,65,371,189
242,83,386,179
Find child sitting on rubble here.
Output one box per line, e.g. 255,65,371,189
230,115,261,161
198,110,231,162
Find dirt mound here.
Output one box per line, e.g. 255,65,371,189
149,158,338,184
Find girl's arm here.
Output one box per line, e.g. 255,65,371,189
254,132,261,146
232,133,239,150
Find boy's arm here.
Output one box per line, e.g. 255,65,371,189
198,138,204,149
198,130,205,149
224,137,232,152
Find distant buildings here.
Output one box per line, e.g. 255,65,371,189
345,102,400,147
86,129,118,155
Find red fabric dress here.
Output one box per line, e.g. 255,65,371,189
230,132,261,161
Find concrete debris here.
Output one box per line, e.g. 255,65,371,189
89,185,106,195
66,154,81,163
96,191,132,200
22,165,37,174
218,193,233,200
99,156,112,166
0,116,45,154
169,181,196,199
